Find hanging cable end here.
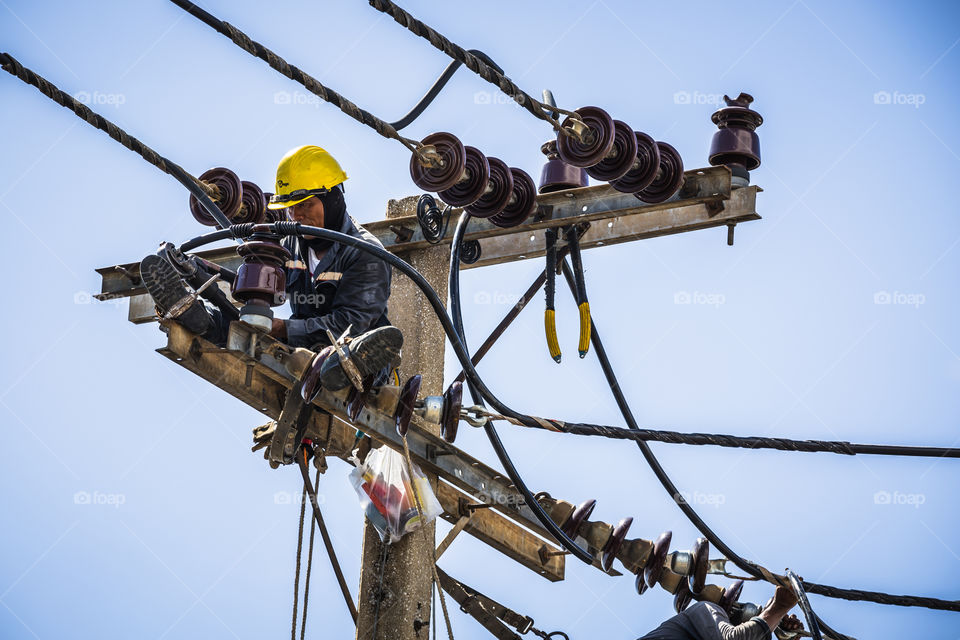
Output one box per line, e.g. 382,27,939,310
577,302,591,357
545,309,562,363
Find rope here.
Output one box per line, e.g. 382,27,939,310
169,0,422,157
0,52,236,232
296,448,359,623
292,485,307,640
299,465,321,640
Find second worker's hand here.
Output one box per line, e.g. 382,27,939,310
779,614,804,632
271,318,287,339
760,586,800,632
773,585,800,611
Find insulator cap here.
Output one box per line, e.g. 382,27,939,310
709,93,763,171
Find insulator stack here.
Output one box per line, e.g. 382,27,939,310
709,92,763,187
189,167,268,227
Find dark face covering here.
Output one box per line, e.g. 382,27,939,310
304,185,346,253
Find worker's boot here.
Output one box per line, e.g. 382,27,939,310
319,326,403,391
140,253,214,335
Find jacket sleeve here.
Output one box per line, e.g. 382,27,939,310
682,602,771,640
284,247,392,349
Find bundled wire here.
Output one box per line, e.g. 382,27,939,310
416,194,451,244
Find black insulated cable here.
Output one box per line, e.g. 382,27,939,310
175,222,960,615
390,49,504,131
447,212,595,564
368,0,561,126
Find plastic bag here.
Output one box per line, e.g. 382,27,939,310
349,446,442,544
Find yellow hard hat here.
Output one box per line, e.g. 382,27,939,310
268,145,348,210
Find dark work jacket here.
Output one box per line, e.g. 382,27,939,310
281,214,392,349
638,602,770,640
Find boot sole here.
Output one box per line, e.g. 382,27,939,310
140,254,213,333
349,326,403,379
320,326,403,390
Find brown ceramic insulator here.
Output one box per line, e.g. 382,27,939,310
674,579,694,613
610,131,660,194
637,142,684,204
466,156,514,219
561,499,597,538
601,517,633,572
262,193,284,223
232,180,267,224
644,530,672,589
395,375,422,436
232,239,291,306
409,132,467,193
539,140,589,193
586,120,638,182
688,537,709,595
347,376,377,421
440,380,462,443
190,167,243,226
635,571,649,596
300,346,335,403
556,106,616,168
488,167,537,228
718,580,744,616
438,145,490,207
709,93,763,171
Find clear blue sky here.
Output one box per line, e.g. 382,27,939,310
1,0,958,638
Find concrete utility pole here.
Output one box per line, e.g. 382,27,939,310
354,196,450,640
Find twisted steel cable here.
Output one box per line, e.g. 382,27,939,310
170,0,423,156
465,407,960,459
0,51,232,231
